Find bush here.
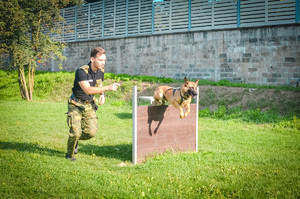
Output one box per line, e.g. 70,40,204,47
212,105,227,118
276,116,300,130
199,108,211,117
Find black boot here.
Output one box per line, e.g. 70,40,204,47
74,142,78,154
65,153,76,161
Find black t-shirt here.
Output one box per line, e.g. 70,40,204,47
72,62,104,101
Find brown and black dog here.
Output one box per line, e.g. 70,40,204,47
153,77,199,119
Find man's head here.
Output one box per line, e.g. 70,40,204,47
90,47,106,72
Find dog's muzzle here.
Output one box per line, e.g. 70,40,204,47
188,89,197,98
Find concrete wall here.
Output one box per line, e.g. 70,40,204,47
45,25,300,86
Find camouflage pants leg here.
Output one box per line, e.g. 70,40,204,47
66,99,98,157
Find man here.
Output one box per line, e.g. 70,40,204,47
66,47,120,161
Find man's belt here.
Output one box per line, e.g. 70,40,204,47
70,94,93,104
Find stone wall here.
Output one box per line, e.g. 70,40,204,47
43,25,300,86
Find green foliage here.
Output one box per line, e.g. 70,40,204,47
0,0,82,100
199,108,211,117
212,105,227,118
242,108,283,123
276,116,300,130
33,71,74,99
0,0,81,64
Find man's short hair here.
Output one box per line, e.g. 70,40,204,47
91,47,105,58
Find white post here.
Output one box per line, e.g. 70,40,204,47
132,86,137,164
195,87,199,152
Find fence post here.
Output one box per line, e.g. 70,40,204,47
75,5,77,41
265,0,268,23
237,0,240,27
88,4,90,39
102,0,105,38
152,0,154,34
126,0,129,36
195,87,199,152
62,9,65,41
113,0,116,37
296,0,299,23
188,0,191,31
132,86,137,164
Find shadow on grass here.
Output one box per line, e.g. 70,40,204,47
0,141,132,162
114,113,132,119
80,144,132,162
0,141,64,156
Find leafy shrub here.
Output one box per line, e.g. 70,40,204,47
276,116,300,130
199,108,211,117
243,108,261,122
241,108,284,124
212,105,227,118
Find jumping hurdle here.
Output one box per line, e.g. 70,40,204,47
132,86,199,164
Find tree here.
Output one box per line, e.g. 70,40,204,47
0,0,81,100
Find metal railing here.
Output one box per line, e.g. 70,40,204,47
53,0,299,42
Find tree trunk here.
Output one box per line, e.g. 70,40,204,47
18,69,26,99
30,66,35,100
18,67,30,101
28,59,35,101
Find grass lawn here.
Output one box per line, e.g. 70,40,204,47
0,100,299,198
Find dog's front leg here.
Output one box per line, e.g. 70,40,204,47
184,103,190,118
172,102,184,119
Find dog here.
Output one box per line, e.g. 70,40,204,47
153,77,199,119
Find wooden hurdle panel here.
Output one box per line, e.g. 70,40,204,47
132,86,199,164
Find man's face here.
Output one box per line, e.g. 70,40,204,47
91,53,106,70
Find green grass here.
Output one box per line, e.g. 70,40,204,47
0,100,299,198
0,69,299,198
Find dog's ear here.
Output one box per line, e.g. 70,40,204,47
195,79,199,85
184,77,188,86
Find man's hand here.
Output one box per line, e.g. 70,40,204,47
108,83,120,91
99,94,105,105
98,83,119,105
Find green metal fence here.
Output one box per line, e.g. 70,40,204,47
53,0,299,42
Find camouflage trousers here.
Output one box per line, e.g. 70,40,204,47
66,98,98,157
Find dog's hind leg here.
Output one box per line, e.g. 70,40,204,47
154,99,162,105
161,95,167,105
153,91,163,106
